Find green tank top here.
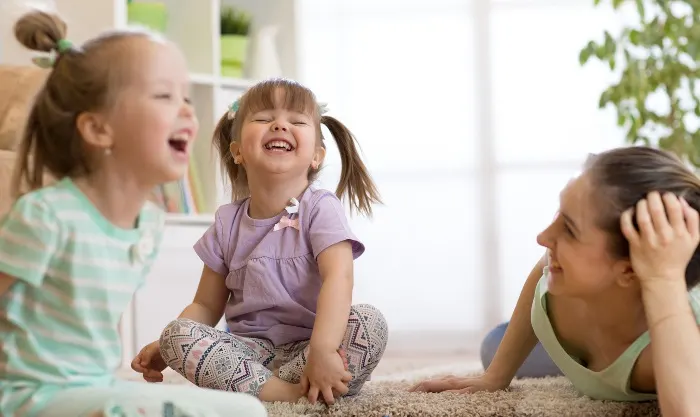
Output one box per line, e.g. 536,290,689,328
531,273,700,402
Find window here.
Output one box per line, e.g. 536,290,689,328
490,2,629,318
297,0,633,335
299,0,484,332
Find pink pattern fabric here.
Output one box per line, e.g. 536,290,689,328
159,304,388,398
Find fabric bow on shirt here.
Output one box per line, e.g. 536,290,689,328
273,197,300,231
274,216,299,231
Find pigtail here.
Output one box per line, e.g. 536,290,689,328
11,105,44,197
321,115,381,217
212,112,249,201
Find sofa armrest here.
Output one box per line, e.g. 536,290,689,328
0,150,16,218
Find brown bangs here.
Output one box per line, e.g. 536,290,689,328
241,78,318,119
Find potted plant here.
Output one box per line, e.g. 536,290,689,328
579,0,700,165
127,0,168,33
220,6,252,78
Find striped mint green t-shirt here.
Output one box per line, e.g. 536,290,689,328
0,178,164,417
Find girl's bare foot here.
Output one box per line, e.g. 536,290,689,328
258,376,303,403
260,348,350,403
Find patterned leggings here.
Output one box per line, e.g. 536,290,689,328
159,304,388,398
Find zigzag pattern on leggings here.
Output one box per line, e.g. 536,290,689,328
342,304,389,395
159,304,388,398
160,318,274,396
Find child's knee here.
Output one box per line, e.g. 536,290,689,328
349,304,389,355
350,303,386,325
350,304,387,330
159,318,199,344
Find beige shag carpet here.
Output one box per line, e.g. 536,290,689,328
117,364,660,417
263,377,659,417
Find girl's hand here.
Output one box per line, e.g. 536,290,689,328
301,348,352,405
131,340,167,383
620,191,700,286
408,373,508,394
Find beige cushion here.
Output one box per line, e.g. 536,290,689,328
0,65,49,215
0,65,48,151
0,150,16,217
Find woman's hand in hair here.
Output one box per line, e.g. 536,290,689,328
620,191,700,286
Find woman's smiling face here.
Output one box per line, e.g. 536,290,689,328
536,173,630,297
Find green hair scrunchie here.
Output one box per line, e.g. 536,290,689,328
56,39,72,54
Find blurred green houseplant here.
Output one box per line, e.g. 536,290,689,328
579,0,700,166
221,6,252,36
220,6,252,78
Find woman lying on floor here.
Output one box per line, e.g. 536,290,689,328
411,146,700,417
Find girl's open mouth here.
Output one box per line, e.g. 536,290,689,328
264,139,294,152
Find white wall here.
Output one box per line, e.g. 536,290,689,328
0,0,54,64
0,0,127,64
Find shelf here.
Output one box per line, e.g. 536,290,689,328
189,73,218,86
165,213,215,226
219,76,257,90
189,73,256,90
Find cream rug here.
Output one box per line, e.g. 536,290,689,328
264,377,659,417
117,363,660,417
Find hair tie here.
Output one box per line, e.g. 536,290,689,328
30,38,74,69
56,39,73,54
227,99,240,120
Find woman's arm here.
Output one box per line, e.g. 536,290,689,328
177,265,230,327
410,254,548,393
642,279,700,417
484,255,547,386
310,241,353,352
620,192,700,417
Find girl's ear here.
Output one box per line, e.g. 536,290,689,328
77,111,113,151
311,146,326,170
230,141,243,164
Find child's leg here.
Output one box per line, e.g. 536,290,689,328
270,340,309,380
159,318,276,396
278,304,388,396
341,304,389,394
35,381,266,417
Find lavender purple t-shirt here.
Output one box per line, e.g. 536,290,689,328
193,187,364,346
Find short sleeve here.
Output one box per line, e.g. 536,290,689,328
193,209,229,276
308,193,365,259
0,195,61,287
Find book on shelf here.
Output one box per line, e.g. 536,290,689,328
149,158,206,214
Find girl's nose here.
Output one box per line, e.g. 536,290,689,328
180,99,195,118
271,123,288,132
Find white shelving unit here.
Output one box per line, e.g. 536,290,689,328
0,0,301,362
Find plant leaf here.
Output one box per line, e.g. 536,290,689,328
580,0,700,168
635,0,645,20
